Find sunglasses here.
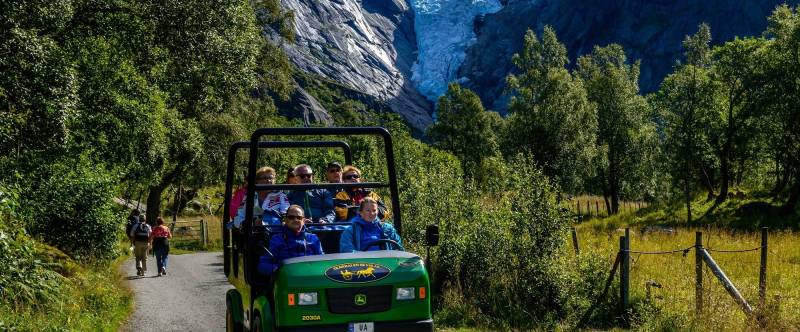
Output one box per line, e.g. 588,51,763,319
297,173,312,179
343,174,360,180
285,215,304,220
256,176,275,181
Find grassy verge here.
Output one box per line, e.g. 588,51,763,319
570,196,800,330
0,240,133,331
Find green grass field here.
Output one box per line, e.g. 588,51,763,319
570,196,800,330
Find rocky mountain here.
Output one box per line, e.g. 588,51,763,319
459,0,800,112
275,0,798,127
277,0,432,130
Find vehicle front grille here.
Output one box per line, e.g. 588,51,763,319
326,286,392,314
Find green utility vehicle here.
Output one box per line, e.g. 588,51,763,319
223,127,439,332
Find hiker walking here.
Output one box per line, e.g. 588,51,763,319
150,217,172,276
129,215,152,276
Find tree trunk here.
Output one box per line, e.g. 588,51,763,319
684,161,693,224
146,185,165,227
781,178,800,215
770,165,790,197
145,169,180,225
716,142,731,205
609,152,620,214
700,162,715,196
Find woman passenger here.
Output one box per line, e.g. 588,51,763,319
339,197,402,253
234,167,289,227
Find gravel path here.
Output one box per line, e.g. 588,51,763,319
121,252,232,332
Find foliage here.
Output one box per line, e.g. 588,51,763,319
21,155,121,260
0,230,64,307
428,83,500,180
504,27,598,193
435,156,596,328
0,251,132,331
654,24,720,222
764,4,800,212
577,44,660,211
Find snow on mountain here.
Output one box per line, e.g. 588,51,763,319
409,0,503,102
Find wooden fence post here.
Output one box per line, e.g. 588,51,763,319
200,219,207,247
620,229,630,319
759,227,768,308
571,227,580,255
695,231,703,317
587,201,591,217
595,201,600,216
700,248,754,315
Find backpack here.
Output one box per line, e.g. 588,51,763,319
125,216,138,235
133,222,151,242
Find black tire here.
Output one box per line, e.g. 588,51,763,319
226,298,243,332
251,313,262,332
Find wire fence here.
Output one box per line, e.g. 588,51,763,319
572,227,770,328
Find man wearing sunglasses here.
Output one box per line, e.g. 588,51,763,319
334,165,390,221
286,164,336,224
325,161,343,186
257,205,323,276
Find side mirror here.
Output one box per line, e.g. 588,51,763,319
425,224,439,246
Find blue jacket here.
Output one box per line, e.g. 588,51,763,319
339,215,402,253
257,226,323,276
287,189,335,223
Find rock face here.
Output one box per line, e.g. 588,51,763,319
279,0,432,130
458,0,800,112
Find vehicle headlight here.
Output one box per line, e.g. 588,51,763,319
396,287,415,300
298,292,318,305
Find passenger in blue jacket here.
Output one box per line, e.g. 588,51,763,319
286,164,335,223
258,205,323,276
340,197,403,253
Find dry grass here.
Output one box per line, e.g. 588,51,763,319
566,195,650,218
572,225,800,330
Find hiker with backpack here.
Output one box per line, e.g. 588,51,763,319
125,209,141,249
150,217,172,276
129,215,152,276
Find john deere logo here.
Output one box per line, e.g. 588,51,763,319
325,263,391,283
354,294,367,306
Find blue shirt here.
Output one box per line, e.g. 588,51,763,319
286,189,335,223
257,226,323,276
339,215,402,253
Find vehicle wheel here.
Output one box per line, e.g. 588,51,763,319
226,298,243,332
251,313,262,332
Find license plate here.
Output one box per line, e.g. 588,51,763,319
348,322,374,332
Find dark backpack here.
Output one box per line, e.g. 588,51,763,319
125,216,138,236
133,222,151,242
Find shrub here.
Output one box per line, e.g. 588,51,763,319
22,156,120,261
0,229,64,307
434,156,598,329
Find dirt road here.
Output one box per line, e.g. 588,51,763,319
121,252,231,332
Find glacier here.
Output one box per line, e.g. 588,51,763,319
409,0,503,102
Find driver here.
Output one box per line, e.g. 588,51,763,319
257,205,323,276
339,197,402,253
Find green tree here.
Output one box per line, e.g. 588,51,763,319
655,24,719,222
504,27,597,193
0,0,78,174
428,83,500,180
764,4,800,214
709,37,769,204
577,44,658,214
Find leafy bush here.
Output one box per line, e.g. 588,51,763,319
0,230,64,307
21,156,120,261
433,156,612,329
